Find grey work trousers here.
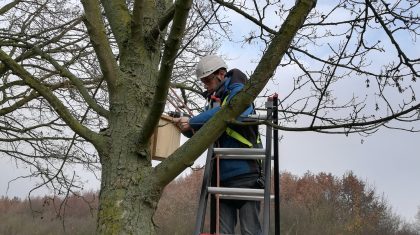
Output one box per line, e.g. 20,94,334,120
219,173,262,235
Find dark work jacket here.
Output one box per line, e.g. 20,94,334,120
188,69,261,181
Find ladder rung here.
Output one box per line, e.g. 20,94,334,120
243,114,268,121
213,148,266,155
218,154,267,160
208,187,264,196
218,195,275,201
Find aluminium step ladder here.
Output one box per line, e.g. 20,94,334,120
194,95,280,235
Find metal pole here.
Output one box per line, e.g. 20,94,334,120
193,146,214,235
215,155,220,234
273,94,280,235
210,157,217,234
262,99,273,235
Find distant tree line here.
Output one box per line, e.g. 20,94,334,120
1,171,419,235
0,192,97,235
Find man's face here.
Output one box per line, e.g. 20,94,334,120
200,71,224,93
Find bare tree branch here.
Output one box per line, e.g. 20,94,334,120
0,49,106,150
98,0,130,51
0,0,22,15
139,0,194,147
81,0,119,92
30,46,109,118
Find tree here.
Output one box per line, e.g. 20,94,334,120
279,171,404,235
154,170,203,235
414,207,420,232
0,0,419,234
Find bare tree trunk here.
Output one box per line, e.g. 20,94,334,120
97,152,159,234
96,69,162,234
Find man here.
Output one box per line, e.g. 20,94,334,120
175,55,262,235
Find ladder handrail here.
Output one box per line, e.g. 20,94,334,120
193,146,214,235
273,95,281,235
262,99,273,235
213,147,266,155
218,195,275,201
207,187,265,196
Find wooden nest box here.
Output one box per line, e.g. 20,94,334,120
150,115,181,161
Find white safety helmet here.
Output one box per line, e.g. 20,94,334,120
195,55,227,80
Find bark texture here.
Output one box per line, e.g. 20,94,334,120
97,70,161,234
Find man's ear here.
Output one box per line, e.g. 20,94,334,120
217,69,226,81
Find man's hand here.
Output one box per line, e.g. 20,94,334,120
173,116,191,132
